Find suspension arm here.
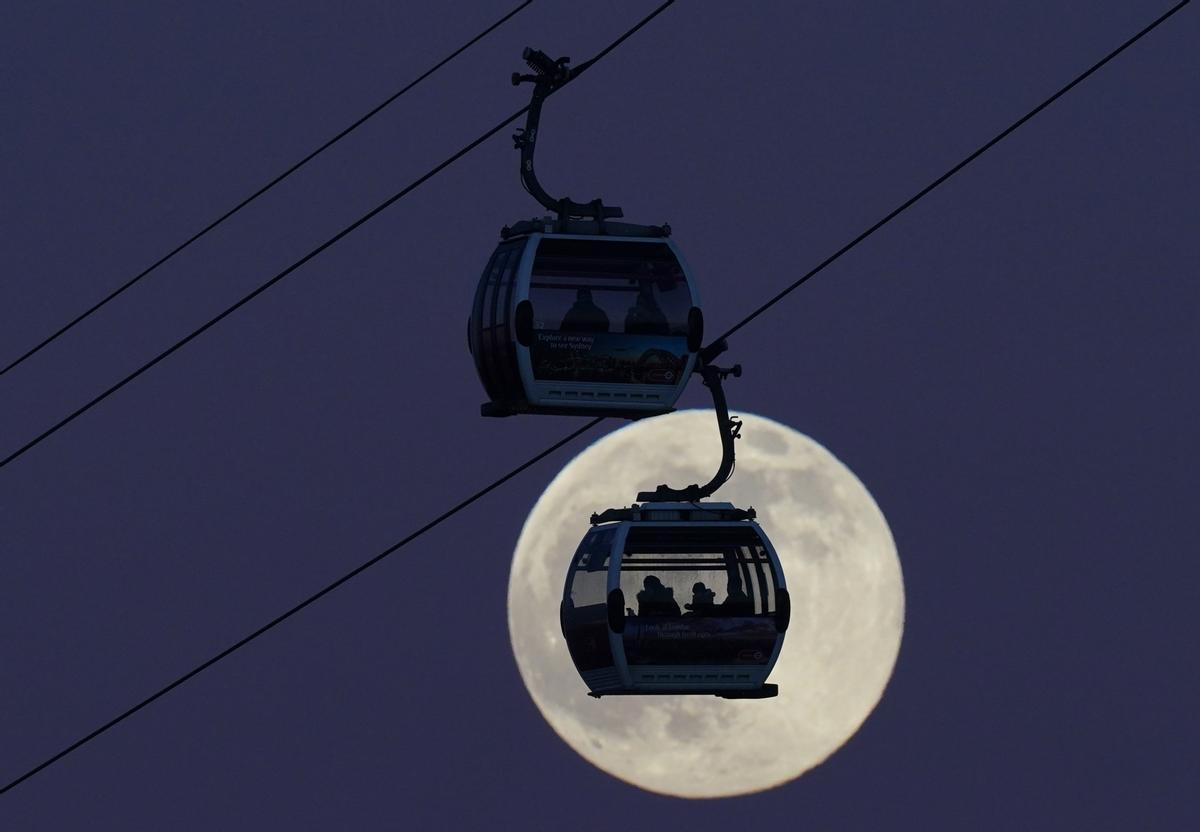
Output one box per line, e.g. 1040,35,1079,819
636,346,743,503
511,48,625,223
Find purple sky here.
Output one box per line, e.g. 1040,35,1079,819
2,1,1197,827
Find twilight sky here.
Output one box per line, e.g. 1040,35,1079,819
1,1,1197,828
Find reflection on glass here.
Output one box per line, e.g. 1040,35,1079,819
527,239,693,385
529,239,692,335
618,527,780,666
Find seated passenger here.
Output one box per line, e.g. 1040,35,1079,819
684,581,717,615
636,575,681,617
720,576,754,616
560,288,610,332
623,284,669,335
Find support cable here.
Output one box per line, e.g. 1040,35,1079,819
0,417,605,796
0,0,1188,797
0,1,534,379
715,0,1190,344
0,0,677,472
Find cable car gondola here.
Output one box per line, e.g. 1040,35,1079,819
560,350,791,698
469,48,703,418
561,501,789,698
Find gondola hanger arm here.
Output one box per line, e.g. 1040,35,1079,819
510,48,625,224
636,340,743,503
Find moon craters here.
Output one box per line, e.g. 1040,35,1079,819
508,410,904,797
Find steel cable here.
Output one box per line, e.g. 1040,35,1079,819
2,0,1189,796
0,1,534,378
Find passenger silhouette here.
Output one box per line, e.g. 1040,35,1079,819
721,575,753,616
560,288,610,333
624,283,669,335
684,581,717,615
636,575,681,617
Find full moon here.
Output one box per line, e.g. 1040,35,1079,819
507,410,904,798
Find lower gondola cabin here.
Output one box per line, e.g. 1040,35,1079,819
560,502,790,698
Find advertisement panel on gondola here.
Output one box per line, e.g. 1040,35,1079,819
622,616,778,666
530,331,688,385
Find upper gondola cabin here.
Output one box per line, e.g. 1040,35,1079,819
469,226,703,418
